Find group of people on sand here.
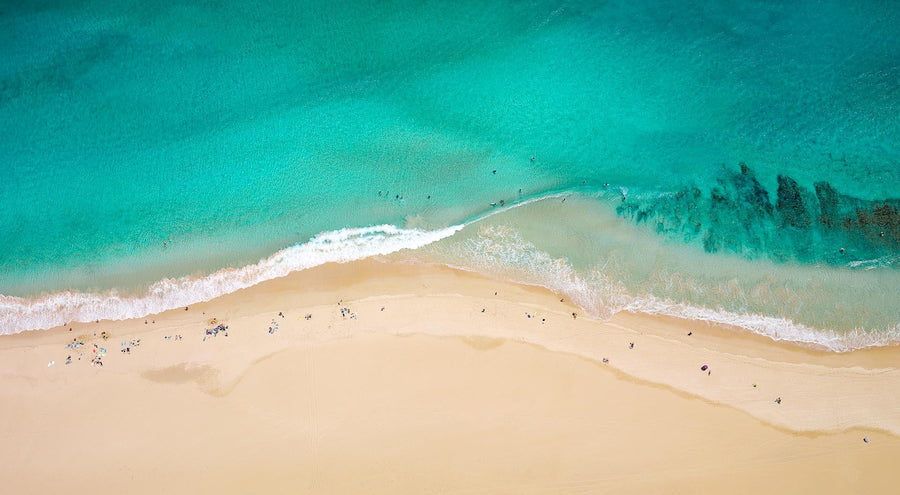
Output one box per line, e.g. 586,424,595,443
119,338,141,354
203,324,228,341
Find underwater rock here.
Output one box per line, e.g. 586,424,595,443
614,163,900,266
776,175,811,230
814,181,840,229
737,163,774,217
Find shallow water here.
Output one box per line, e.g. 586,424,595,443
2,0,899,346
417,196,900,350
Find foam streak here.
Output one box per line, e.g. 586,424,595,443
0,224,464,334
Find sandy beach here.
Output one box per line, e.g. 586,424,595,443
1,258,899,493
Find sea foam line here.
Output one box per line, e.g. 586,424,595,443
444,252,900,352
619,296,900,353
0,191,576,335
0,224,464,335
430,224,900,352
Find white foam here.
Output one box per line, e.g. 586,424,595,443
621,295,900,352
847,255,899,270
0,224,464,334
0,190,565,335
431,224,900,352
4,203,898,352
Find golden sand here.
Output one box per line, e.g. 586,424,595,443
1,259,898,493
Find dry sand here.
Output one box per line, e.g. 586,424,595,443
1,259,899,493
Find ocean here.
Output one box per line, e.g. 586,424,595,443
2,0,898,349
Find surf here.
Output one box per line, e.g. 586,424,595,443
0,224,464,334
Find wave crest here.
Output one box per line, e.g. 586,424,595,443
0,224,463,334
429,224,900,352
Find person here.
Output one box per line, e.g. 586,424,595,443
629,342,634,349
775,397,782,404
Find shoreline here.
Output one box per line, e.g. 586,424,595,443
5,256,897,353
5,258,900,432
2,258,899,492
4,196,897,353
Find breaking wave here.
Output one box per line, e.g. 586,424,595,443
428,224,900,352
3,196,898,352
0,224,463,334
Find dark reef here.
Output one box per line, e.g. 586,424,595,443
616,163,900,265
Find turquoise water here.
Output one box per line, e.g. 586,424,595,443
2,1,899,347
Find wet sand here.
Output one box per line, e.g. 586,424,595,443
1,259,898,493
